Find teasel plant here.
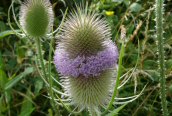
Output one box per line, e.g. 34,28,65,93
9,0,146,115
155,0,168,115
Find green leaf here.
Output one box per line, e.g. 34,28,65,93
0,96,6,115
5,67,34,90
0,52,4,69
48,109,53,116
34,77,43,96
130,3,142,12
19,88,35,116
0,91,12,114
0,21,7,31
0,30,21,39
0,69,8,90
16,46,26,64
113,0,124,3
106,103,128,116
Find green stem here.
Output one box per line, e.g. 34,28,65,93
36,37,58,113
48,37,57,113
155,0,168,115
35,38,47,79
103,41,125,115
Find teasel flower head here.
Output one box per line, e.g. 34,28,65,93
54,5,118,111
19,0,54,37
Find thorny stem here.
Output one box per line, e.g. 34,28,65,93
35,38,57,113
48,36,58,114
35,38,47,79
155,0,168,115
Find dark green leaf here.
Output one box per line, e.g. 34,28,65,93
5,67,34,90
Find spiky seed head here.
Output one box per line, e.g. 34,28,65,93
61,70,116,109
54,5,118,110
57,6,112,58
19,0,54,37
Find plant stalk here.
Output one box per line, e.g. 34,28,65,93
155,0,168,115
48,37,58,114
35,38,47,78
35,38,57,113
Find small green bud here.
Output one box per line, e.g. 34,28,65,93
19,0,54,37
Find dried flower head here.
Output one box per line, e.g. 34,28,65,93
19,0,54,37
54,5,118,111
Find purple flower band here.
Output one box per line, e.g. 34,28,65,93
54,40,118,77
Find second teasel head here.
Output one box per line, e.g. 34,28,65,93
19,0,54,37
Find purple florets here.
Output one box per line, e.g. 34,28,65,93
54,40,118,77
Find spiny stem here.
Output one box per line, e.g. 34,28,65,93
48,36,58,114
155,0,168,115
35,38,47,78
35,37,56,113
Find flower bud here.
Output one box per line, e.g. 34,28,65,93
19,0,54,37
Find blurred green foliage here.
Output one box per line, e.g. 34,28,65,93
0,0,172,116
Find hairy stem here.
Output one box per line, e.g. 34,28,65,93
48,37,58,114
35,38,47,78
35,38,56,113
155,0,168,115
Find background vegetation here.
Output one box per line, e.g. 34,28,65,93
0,0,172,115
